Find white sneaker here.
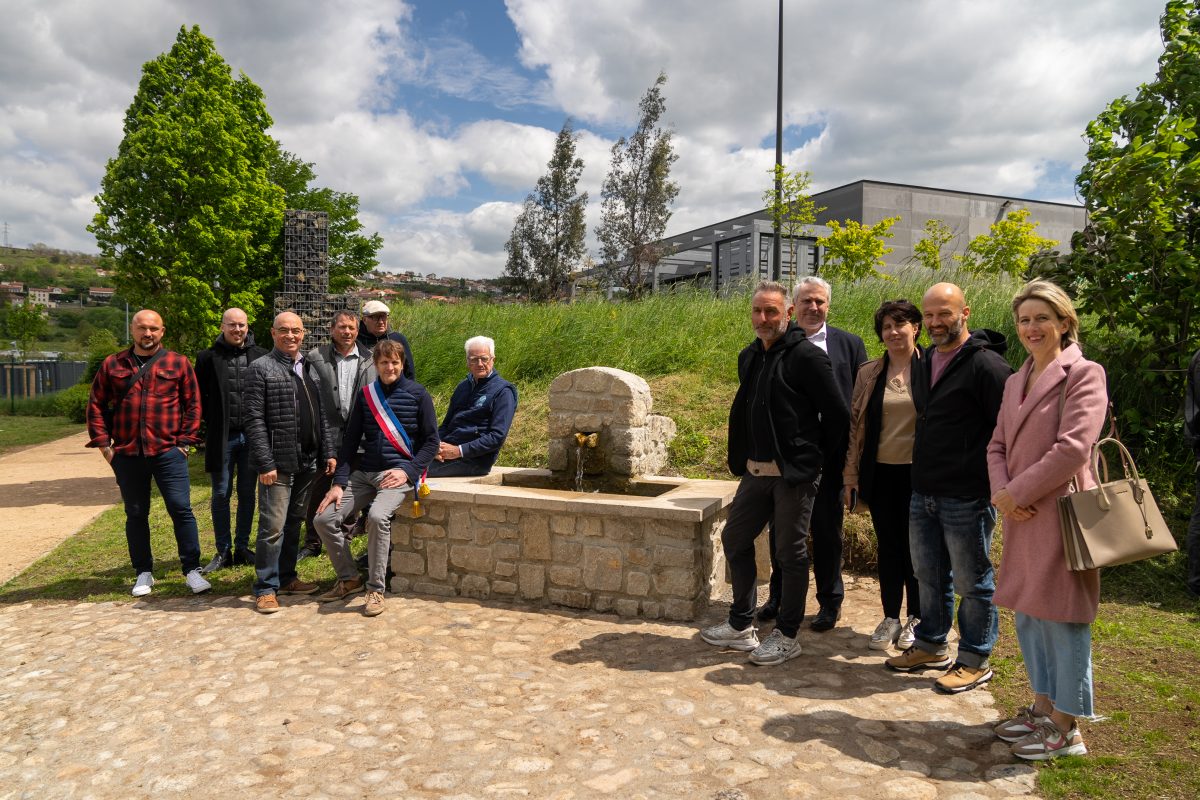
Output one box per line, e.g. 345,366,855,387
184,569,212,594
897,615,919,650
132,572,155,597
749,628,802,665
700,620,759,651
869,617,901,650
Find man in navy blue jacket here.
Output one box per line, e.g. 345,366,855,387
428,336,518,478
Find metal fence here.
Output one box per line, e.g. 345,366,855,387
0,360,86,400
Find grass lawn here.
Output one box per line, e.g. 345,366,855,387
0,415,82,455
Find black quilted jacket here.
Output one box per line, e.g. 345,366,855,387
244,349,334,475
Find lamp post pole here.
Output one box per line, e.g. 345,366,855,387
9,341,16,415
772,0,784,281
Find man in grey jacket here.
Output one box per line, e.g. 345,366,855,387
245,311,336,614
299,309,376,559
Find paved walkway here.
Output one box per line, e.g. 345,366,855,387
0,435,1036,798
0,429,117,585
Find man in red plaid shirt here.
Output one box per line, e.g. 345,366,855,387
87,309,211,598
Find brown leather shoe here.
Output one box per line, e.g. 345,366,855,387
255,594,281,614
279,578,319,595
317,577,365,603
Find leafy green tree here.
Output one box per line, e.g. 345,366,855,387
267,143,383,293
504,120,589,301
1042,0,1200,379
956,208,1057,276
596,73,680,298
7,301,48,355
761,166,824,280
817,217,899,282
912,218,957,271
89,25,285,351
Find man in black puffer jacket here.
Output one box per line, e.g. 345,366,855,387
244,311,335,614
195,308,267,573
700,281,849,667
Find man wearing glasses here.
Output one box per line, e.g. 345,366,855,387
244,312,336,613
427,336,518,478
357,300,414,379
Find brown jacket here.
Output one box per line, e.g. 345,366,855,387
842,356,885,489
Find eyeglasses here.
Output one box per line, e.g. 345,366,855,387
365,313,389,320
273,327,304,336
467,356,494,364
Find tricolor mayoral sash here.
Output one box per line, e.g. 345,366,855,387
362,379,414,459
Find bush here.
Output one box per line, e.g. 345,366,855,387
54,384,91,423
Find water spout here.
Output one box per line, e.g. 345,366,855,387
574,431,598,448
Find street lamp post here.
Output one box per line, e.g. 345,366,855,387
9,341,16,415
772,0,784,281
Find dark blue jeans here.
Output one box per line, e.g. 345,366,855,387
111,449,201,575
253,466,317,597
210,430,256,552
908,492,998,668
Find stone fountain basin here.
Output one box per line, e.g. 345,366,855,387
386,467,738,620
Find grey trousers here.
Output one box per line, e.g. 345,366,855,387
313,470,410,593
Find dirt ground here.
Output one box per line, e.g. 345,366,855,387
0,430,119,585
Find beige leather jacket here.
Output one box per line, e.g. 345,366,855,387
842,356,885,488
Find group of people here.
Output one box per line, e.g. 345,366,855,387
702,276,1108,762
85,300,518,618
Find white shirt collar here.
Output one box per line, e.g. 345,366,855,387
806,323,829,352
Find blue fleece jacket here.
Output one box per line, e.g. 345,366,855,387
438,370,518,470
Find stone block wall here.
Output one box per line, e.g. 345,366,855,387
547,367,676,477
387,486,729,621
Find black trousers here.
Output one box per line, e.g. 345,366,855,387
724,474,818,638
768,469,844,612
869,463,920,619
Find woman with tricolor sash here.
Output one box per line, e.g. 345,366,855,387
313,339,438,617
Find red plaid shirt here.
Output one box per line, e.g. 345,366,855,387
86,348,202,456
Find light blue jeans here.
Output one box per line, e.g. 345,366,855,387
314,470,411,593
1015,612,1094,718
908,492,998,668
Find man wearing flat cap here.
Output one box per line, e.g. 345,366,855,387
357,300,414,379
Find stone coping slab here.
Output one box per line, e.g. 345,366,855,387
421,467,738,524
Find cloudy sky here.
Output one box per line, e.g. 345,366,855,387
0,0,1168,278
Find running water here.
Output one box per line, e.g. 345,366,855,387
574,443,586,492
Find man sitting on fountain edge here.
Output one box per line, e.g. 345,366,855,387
428,336,518,478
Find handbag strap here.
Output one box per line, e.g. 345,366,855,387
113,348,167,409
1058,371,1118,489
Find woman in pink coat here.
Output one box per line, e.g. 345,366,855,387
986,280,1107,761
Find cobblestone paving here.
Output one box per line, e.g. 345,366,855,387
0,581,1035,799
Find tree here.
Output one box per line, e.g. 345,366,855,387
955,208,1057,276
761,166,824,280
912,218,957,272
7,301,48,356
89,25,285,351
816,217,899,282
267,143,383,293
1041,0,1200,380
596,73,680,298
503,121,589,301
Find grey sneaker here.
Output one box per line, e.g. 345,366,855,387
897,615,919,650
869,617,901,650
131,572,155,597
995,705,1053,742
1011,721,1087,760
700,620,759,651
184,569,212,594
749,629,802,665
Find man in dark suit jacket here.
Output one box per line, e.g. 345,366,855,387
759,276,867,631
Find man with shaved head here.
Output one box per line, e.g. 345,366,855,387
87,309,210,597
884,282,1011,695
195,308,267,573
244,311,336,614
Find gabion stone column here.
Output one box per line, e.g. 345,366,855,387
547,367,677,477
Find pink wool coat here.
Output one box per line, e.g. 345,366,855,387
987,343,1108,623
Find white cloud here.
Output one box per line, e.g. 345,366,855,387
0,0,1171,278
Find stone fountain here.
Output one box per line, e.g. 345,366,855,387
386,367,738,620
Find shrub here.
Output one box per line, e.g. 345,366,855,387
54,384,91,423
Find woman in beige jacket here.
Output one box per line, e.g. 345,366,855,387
843,300,923,651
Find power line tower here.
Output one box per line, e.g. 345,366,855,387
2,221,9,250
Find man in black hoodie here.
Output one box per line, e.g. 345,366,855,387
700,281,849,666
885,282,1011,694
195,308,267,573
